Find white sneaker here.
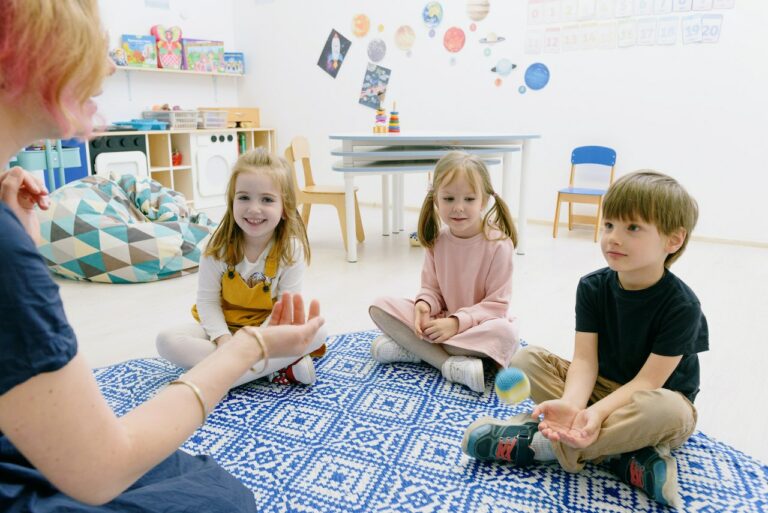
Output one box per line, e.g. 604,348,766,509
442,356,485,393
270,355,316,385
370,334,421,364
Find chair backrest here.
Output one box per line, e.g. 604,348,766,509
284,136,315,189
569,145,617,188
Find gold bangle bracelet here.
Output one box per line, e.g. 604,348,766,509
243,326,269,374
169,378,208,426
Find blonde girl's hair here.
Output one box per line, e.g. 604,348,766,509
0,0,111,135
603,170,698,267
417,151,518,248
205,148,310,267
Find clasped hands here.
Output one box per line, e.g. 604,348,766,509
531,400,604,449
413,300,458,343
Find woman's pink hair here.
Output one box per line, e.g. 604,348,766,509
0,0,110,135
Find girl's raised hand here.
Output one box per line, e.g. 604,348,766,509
413,301,430,336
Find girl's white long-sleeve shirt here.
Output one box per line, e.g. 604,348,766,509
195,239,305,340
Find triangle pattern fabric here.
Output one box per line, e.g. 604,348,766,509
35,174,216,283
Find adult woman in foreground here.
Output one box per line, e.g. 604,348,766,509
0,1,322,510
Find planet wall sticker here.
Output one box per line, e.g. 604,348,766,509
524,62,550,90
368,38,387,62
491,58,516,77
466,0,490,22
423,2,444,28
443,27,466,53
395,25,416,52
352,14,370,38
480,32,505,44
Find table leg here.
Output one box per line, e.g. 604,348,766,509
391,173,399,234
345,174,357,262
382,174,390,236
517,139,531,255
397,174,405,232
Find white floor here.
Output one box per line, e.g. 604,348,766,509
58,205,768,465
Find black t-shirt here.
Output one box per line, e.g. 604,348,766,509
0,203,77,397
575,267,708,402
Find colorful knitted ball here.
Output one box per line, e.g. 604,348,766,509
495,367,530,404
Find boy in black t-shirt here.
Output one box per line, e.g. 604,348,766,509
462,171,708,507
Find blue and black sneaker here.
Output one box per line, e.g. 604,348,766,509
461,414,539,466
608,446,681,507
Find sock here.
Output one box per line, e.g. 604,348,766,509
531,432,557,462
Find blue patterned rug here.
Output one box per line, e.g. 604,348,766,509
94,331,768,512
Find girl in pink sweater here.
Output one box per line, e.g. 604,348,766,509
369,151,520,392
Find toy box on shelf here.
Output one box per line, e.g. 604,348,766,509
198,110,228,129
114,119,169,131
223,52,245,74
142,110,198,130
121,35,158,68
199,107,260,128
181,39,225,72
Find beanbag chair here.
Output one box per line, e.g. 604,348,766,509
36,175,216,283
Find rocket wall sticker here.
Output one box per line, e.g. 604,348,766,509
317,29,352,79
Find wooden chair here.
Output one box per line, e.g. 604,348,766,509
284,136,364,251
553,146,617,242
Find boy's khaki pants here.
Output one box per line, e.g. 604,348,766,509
511,345,698,472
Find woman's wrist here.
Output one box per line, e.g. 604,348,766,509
239,327,269,373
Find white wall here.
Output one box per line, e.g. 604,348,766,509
232,0,768,245
94,1,768,244
95,0,241,124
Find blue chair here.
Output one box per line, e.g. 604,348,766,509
552,146,617,242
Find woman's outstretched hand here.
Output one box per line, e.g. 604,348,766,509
249,293,324,359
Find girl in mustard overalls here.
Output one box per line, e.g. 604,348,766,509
156,148,327,386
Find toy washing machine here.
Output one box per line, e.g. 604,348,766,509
191,132,239,209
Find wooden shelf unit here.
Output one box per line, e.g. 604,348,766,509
90,127,276,205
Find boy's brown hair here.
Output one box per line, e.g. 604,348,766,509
603,170,698,266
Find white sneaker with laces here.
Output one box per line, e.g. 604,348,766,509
370,335,421,364
442,356,485,393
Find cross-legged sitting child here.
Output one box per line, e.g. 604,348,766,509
462,171,708,507
369,151,520,393
157,149,326,387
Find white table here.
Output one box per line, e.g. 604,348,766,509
329,132,540,262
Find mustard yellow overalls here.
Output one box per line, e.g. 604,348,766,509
191,243,325,356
